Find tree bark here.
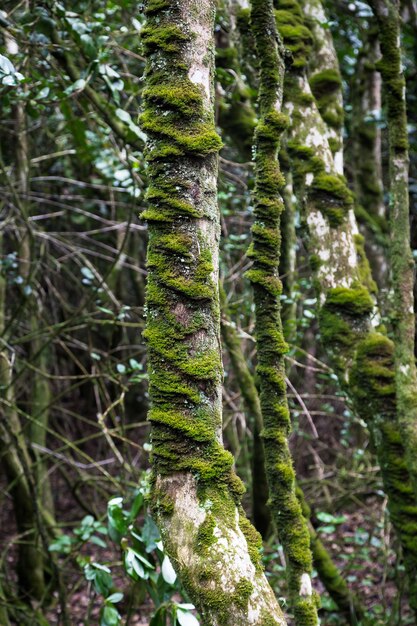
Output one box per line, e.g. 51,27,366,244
220,292,367,624
370,0,417,507
277,0,417,618
246,2,319,624
141,1,286,623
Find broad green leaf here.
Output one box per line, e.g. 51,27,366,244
125,548,146,580
106,592,123,604
177,609,199,626
161,555,176,585
94,569,113,597
100,604,120,626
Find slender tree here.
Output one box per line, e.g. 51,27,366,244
276,0,417,617
246,2,319,624
141,1,287,623
370,0,417,504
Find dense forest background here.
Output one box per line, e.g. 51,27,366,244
1,0,417,624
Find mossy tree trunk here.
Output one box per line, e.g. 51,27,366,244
0,28,46,602
302,0,344,167
246,2,319,624
141,1,286,624
220,287,271,538
220,291,367,624
276,0,417,618
350,27,388,291
370,0,417,506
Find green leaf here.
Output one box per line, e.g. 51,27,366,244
115,108,131,124
81,266,94,280
129,491,144,520
116,363,126,374
80,34,97,60
106,592,123,604
90,535,107,548
161,555,176,585
142,515,160,552
108,497,127,539
48,534,73,554
124,548,147,580
150,606,167,626
131,549,154,570
0,54,15,74
94,569,113,597
177,609,199,626
65,78,86,95
37,86,50,100
100,604,120,626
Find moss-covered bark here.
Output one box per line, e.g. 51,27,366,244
278,0,417,617
296,489,369,626
0,258,45,600
220,292,369,622
247,2,319,624
220,288,271,538
302,0,344,162
350,28,387,291
141,2,286,623
370,0,417,506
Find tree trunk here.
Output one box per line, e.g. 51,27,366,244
246,2,319,623
370,0,417,507
141,1,286,623
277,0,417,618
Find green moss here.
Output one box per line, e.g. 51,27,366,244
140,109,223,159
354,234,378,294
141,24,189,54
310,173,354,226
320,286,374,357
238,512,263,570
260,611,283,626
351,333,396,400
149,408,213,442
196,513,216,551
328,136,341,154
287,141,315,159
143,82,204,116
309,69,343,130
144,0,171,14
325,285,374,315
245,269,282,297
275,3,313,69
309,69,342,95
234,578,254,609
309,254,321,271
152,488,175,516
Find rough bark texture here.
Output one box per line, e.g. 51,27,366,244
303,0,344,170
220,294,367,622
370,0,417,506
220,287,271,538
141,2,286,624
351,28,387,290
246,2,319,624
277,0,417,618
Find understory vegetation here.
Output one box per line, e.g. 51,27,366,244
1,0,417,624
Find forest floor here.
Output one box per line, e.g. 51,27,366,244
0,467,412,626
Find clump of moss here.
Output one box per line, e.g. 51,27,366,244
309,69,343,130
310,173,354,227
320,286,374,358
354,234,378,294
275,0,313,69
141,24,189,54
196,514,216,552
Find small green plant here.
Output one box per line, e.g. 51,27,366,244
49,474,200,625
